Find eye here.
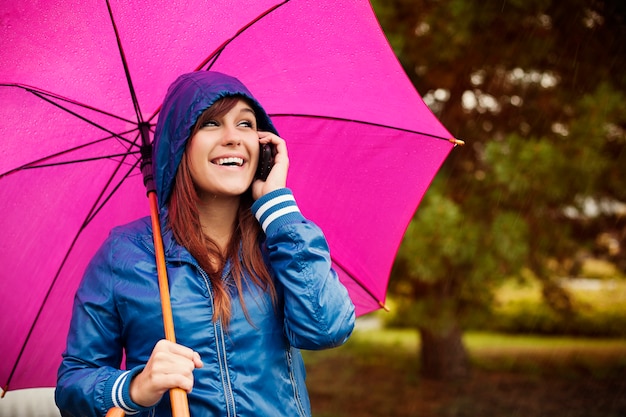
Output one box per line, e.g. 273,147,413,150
201,120,219,128
238,120,256,129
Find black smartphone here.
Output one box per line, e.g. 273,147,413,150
256,143,276,180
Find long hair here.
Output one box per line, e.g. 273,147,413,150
167,96,276,325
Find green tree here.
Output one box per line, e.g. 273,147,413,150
371,0,626,379
391,182,528,378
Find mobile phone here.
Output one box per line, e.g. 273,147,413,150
256,143,275,180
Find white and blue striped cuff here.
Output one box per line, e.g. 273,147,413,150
252,188,304,235
104,367,148,415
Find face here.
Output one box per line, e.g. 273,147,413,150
187,99,260,199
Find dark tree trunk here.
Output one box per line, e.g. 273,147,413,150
419,323,469,380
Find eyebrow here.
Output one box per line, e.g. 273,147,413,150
240,107,256,116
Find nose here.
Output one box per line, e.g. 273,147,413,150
221,124,242,146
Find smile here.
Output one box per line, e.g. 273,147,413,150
214,157,244,167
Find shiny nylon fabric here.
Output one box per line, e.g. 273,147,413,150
55,203,354,416
0,0,453,390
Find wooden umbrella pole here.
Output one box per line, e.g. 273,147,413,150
106,190,190,417
148,190,191,417
105,408,126,417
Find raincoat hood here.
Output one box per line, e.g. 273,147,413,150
152,71,278,208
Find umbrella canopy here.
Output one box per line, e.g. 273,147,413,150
0,0,455,392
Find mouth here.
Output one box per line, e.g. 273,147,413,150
213,157,244,167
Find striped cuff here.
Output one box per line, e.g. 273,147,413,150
103,366,150,415
252,188,305,236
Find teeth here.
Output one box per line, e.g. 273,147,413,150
216,157,244,166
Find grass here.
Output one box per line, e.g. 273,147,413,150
303,327,626,417
496,276,626,314
304,267,626,416
466,332,626,378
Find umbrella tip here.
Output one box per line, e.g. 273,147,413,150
448,137,465,146
378,301,390,312
1,385,7,398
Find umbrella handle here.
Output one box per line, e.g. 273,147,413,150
105,408,125,417
148,191,191,417
104,192,189,417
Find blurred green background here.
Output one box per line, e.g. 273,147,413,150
305,0,626,416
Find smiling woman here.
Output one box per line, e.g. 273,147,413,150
1,0,460,402
54,71,356,417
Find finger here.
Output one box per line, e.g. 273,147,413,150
153,340,203,369
257,131,274,140
257,131,285,145
160,340,199,362
192,351,204,368
259,134,288,161
149,370,195,393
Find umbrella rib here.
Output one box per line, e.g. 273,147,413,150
146,0,291,123
2,83,137,125
21,151,142,171
199,0,290,72
196,47,223,75
4,157,141,392
84,158,142,225
0,133,141,178
28,89,138,147
105,0,144,124
331,256,388,311
270,113,457,143
78,133,143,226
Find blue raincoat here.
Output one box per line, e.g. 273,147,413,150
55,71,356,417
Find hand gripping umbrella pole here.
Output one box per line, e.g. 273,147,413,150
104,0,190,412
106,125,190,417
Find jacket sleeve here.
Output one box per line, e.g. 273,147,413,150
55,234,152,417
252,188,356,350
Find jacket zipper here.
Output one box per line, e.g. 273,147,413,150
286,349,307,417
142,231,238,414
143,236,237,416
197,266,237,417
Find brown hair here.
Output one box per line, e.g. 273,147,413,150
167,96,276,325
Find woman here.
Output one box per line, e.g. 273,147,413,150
55,71,356,417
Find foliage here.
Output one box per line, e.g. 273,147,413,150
371,0,626,337
481,276,626,337
390,181,528,330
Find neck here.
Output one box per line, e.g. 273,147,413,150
196,195,240,253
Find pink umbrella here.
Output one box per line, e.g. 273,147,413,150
0,0,458,394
